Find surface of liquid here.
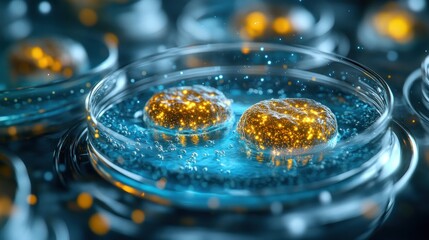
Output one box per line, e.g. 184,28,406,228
93,70,381,192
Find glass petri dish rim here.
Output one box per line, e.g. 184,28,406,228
177,0,335,43
52,122,417,236
85,120,416,209
421,55,429,101
0,32,118,95
85,43,397,206
86,42,393,152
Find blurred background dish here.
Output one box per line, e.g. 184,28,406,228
59,0,174,64
177,0,350,56
0,1,118,141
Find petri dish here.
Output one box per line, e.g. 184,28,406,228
177,0,349,56
0,25,118,141
84,42,417,214
54,118,417,239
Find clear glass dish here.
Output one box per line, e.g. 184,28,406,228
0,26,118,141
84,42,417,223
177,0,349,56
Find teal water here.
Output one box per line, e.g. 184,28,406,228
93,71,381,192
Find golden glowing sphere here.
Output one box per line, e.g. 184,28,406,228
8,36,89,87
237,98,337,153
144,85,233,133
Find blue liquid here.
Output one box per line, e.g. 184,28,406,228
93,71,381,192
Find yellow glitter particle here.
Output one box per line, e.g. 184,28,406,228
27,194,38,205
237,98,337,154
272,17,295,35
77,192,93,210
131,210,145,224
144,85,233,133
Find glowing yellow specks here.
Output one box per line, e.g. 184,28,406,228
31,47,43,59
144,85,233,133
94,129,100,139
237,98,337,153
238,8,299,40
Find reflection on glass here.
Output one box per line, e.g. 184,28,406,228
143,85,233,133
7,36,89,88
